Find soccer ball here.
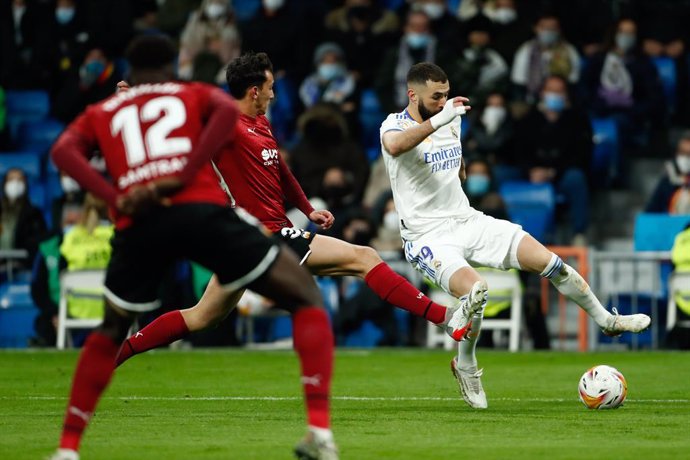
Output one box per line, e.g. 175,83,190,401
578,365,627,410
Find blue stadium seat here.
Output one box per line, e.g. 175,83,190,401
343,320,384,347
0,152,42,181
27,181,46,209
0,281,38,348
499,181,556,243
633,213,690,251
5,90,50,138
359,88,385,157
590,117,619,186
652,56,677,114
233,0,261,21
268,76,297,144
17,119,65,155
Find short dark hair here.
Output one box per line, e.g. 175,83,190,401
406,62,448,86
125,34,177,71
225,52,274,99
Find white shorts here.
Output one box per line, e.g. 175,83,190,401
402,213,527,293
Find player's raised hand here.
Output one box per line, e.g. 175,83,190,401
309,210,335,230
116,80,130,93
430,97,471,130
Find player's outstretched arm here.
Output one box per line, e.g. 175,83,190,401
382,97,469,157
51,119,119,208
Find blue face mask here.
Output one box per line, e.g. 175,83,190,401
543,92,566,112
406,33,430,49
80,60,106,87
317,63,343,81
55,7,75,25
465,174,490,196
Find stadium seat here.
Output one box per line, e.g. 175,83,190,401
652,56,677,114
233,0,261,21
56,270,105,349
590,117,619,186
499,181,556,243
27,181,46,209
0,152,42,182
5,90,50,138
0,281,38,348
633,213,690,251
359,88,385,156
16,118,65,155
343,320,384,347
269,76,297,144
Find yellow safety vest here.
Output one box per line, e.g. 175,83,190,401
672,227,690,315
59,225,114,319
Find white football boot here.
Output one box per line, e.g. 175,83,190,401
443,280,488,341
294,429,338,460
601,308,652,337
45,449,79,460
451,356,488,409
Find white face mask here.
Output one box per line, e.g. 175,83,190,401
421,3,444,20
4,179,26,201
205,2,226,19
492,7,517,24
481,106,507,134
677,155,690,174
61,176,81,194
263,0,284,11
383,211,399,231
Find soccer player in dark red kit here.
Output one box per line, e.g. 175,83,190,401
47,36,337,460
115,52,480,370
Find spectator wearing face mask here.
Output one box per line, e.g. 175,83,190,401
52,46,123,123
464,158,509,221
411,0,462,46
51,172,85,231
514,75,592,245
290,103,369,211
448,15,508,105
0,168,47,268
299,42,359,134
369,192,402,254
324,0,397,87
374,9,453,112
511,13,581,103
477,0,532,65
581,18,664,152
0,0,45,89
464,93,517,185
178,0,241,84
646,132,690,215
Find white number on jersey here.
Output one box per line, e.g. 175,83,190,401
110,96,192,167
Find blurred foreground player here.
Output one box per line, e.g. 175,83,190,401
47,36,337,460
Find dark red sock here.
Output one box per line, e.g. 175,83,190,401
364,262,447,324
292,307,333,429
115,310,189,367
60,333,119,451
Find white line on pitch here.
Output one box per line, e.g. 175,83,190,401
2,396,689,403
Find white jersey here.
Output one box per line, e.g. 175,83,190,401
380,109,476,240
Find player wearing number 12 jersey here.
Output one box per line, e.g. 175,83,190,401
47,35,336,460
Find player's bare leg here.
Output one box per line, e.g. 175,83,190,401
447,267,489,409
306,234,470,340
115,278,243,366
246,247,337,460
51,302,136,460
515,234,650,335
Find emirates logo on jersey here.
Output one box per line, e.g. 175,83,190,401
261,148,279,166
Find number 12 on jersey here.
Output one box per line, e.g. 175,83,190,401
111,96,192,167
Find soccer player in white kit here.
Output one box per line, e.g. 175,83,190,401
380,62,651,409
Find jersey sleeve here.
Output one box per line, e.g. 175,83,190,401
379,113,406,137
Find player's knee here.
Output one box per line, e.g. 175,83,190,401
181,304,221,331
352,245,382,274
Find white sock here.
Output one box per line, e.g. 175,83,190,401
457,310,483,370
544,256,611,327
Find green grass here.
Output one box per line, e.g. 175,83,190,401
1,349,689,459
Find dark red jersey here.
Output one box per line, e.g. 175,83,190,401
214,113,313,232
63,82,232,228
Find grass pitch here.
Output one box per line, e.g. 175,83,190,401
1,349,689,459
